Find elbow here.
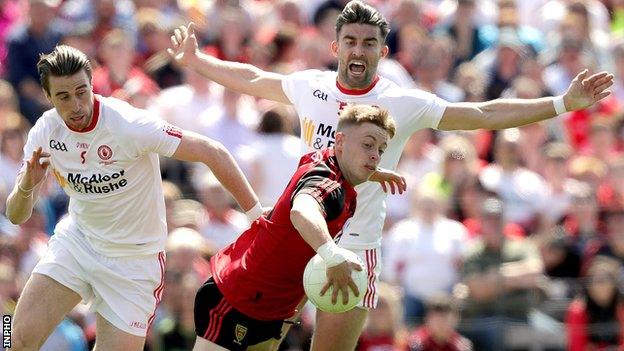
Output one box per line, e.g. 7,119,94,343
202,138,230,166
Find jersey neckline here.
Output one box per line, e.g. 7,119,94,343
66,95,100,133
335,75,380,95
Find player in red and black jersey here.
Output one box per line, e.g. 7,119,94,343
193,105,402,351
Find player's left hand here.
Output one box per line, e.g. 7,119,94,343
369,168,407,194
563,69,614,111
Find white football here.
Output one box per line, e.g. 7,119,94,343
303,252,368,313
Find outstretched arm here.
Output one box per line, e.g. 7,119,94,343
168,23,291,104
438,70,614,130
172,131,262,219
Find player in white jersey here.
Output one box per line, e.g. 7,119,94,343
168,1,614,349
5,45,265,351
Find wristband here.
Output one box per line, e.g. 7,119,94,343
553,96,567,115
245,202,263,222
17,183,33,198
317,241,349,268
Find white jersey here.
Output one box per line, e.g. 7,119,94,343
282,70,447,249
23,95,182,256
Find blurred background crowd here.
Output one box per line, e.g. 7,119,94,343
3,0,624,350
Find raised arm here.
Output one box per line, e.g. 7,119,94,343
168,23,291,105
6,147,49,224
172,130,262,220
438,70,614,131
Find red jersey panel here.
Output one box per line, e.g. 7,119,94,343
210,148,357,320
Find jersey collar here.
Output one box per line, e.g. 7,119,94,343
335,75,380,95
66,95,100,133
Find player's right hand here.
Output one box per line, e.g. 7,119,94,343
320,259,363,305
167,22,199,66
20,147,50,193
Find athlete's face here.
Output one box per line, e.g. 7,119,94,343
332,23,388,90
45,69,94,131
335,122,389,186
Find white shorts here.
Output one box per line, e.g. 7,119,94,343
347,248,381,310
32,230,166,337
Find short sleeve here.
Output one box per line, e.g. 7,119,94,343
394,89,448,139
281,69,323,108
291,165,345,221
125,109,183,157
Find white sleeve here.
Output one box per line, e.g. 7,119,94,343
397,89,448,139
281,70,321,107
126,110,183,157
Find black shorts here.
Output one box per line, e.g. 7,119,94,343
194,277,284,350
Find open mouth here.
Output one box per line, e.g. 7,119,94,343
365,165,376,172
348,61,366,76
71,115,85,124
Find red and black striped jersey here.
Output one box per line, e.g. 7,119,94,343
210,148,357,321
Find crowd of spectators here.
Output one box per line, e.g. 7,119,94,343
3,0,624,349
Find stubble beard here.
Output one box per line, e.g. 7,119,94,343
338,62,375,90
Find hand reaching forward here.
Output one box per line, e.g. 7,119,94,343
369,168,407,194
167,23,200,66
563,69,614,111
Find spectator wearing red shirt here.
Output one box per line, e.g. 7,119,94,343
405,294,472,351
566,256,624,351
357,283,403,351
92,28,159,99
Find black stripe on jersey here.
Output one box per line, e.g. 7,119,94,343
291,161,345,221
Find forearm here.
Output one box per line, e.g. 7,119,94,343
441,96,561,130
6,187,37,225
187,52,288,103
291,208,332,250
188,52,259,93
172,132,259,212
476,96,559,130
204,142,259,212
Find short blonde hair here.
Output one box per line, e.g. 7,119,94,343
337,105,396,139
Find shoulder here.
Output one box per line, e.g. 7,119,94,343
299,154,338,181
29,109,61,135
286,69,335,83
380,83,438,100
99,96,165,137
99,95,139,116
99,96,153,126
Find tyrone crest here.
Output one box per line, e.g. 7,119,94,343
97,145,112,160
234,324,247,344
